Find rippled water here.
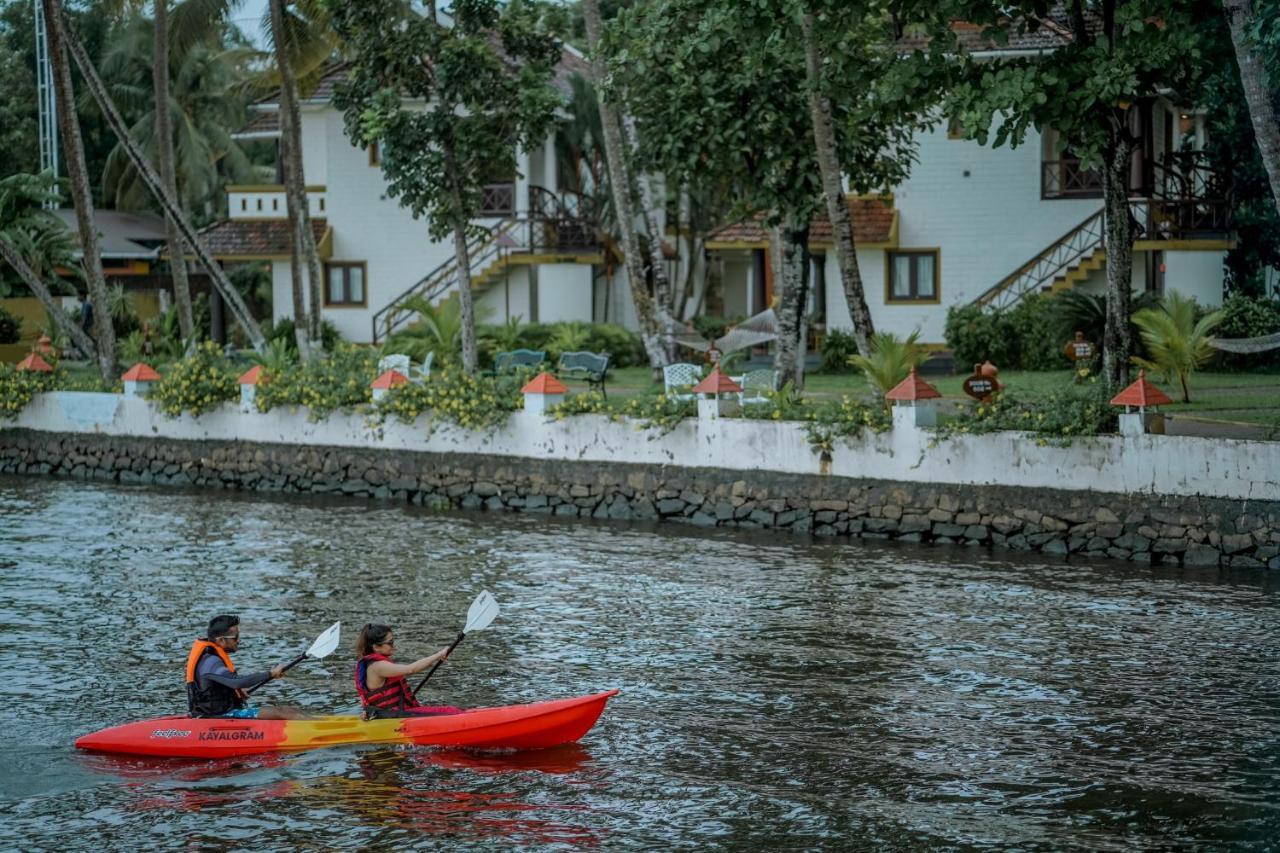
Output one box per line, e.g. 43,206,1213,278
1,475,1278,850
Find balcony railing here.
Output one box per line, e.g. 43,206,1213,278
1041,160,1103,199
480,182,515,216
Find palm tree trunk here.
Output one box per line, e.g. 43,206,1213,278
802,12,873,357
1101,134,1134,389
43,0,115,382
443,143,478,373
58,7,266,351
269,0,325,352
773,217,811,388
1224,0,1280,217
582,0,666,374
0,234,97,358
153,0,194,340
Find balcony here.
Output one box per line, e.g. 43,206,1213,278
1041,160,1103,199
228,185,327,220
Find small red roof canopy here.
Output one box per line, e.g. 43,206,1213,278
121,363,161,382
15,352,54,373
885,368,941,402
691,368,743,395
1109,369,1173,407
371,369,409,390
521,372,568,394
238,365,266,385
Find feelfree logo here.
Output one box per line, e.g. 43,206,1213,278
150,728,192,739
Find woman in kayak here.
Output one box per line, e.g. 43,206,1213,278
186,614,312,720
355,623,463,719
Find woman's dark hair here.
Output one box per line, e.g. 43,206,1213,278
207,614,239,639
356,623,393,658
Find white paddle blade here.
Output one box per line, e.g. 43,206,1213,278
306,621,342,659
464,591,500,633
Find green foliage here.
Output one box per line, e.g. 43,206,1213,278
735,380,811,422
478,320,644,368
149,341,239,417
691,314,739,341
1215,294,1280,369
849,331,928,402
386,296,469,367
255,343,379,421
370,368,522,431
819,328,860,373
1131,293,1224,403
936,381,1117,447
546,390,610,419
263,316,344,356
613,392,696,437
945,294,1070,371
0,305,20,344
0,171,79,297
0,363,55,420
804,395,892,454
547,321,592,358
246,337,299,376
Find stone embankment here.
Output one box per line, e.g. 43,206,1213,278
2,430,1276,569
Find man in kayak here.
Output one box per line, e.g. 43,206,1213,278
354,623,462,719
185,615,311,720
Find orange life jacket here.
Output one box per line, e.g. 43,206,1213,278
185,639,246,717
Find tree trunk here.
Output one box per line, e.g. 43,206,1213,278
44,0,115,382
0,234,97,358
270,0,325,352
802,12,873,356
153,0,194,340
582,0,666,374
1224,0,1280,217
444,143,478,373
58,8,266,350
773,218,811,388
1101,137,1135,389
636,165,676,359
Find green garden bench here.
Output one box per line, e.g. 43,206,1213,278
488,349,546,376
557,351,611,398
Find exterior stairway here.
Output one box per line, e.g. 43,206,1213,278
972,210,1104,309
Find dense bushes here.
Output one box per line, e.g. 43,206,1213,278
1215,294,1280,369
0,306,21,345
944,294,1065,371
255,343,378,420
150,341,239,417
476,321,645,368
818,329,859,373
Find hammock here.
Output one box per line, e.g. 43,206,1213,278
1208,332,1280,354
674,308,779,355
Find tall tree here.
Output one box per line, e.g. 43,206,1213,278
951,0,1213,388
153,0,194,339
582,0,670,371
1223,0,1280,218
43,0,116,381
327,0,562,373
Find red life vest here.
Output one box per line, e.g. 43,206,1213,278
354,653,419,711
185,639,246,717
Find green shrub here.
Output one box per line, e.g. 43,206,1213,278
818,329,860,373
264,317,345,355
149,341,239,417
692,314,741,340
0,364,55,419
1214,293,1280,369
255,343,378,420
578,322,645,367
371,367,522,431
937,380,1117,446
0,306,21,345
946,294,1077,371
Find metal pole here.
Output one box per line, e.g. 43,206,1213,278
34,0,60,195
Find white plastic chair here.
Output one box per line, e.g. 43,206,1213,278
377,353,412,377
663,362,701,401
413,350,435,383
738,369,776,407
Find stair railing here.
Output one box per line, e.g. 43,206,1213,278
973,210,1104,309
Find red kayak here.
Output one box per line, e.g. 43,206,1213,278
76,690,619,759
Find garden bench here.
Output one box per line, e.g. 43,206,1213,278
557,351,611,397
488,348,545,376
663,362,702,402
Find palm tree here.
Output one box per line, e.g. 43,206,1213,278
43,0,117,381
1223,0,1280,218
849,330,929,409
1131,293,1224,404
0,172,97,358
154,0,194,339
384,295,473,367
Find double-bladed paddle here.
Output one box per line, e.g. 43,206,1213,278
412,591,500,694
245,621,342,695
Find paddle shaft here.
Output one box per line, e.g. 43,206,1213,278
244,651,306,696
413,631,465,695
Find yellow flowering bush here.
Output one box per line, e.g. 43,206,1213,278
804,395,891,454
0,365,56,420
369,368,523,431
255,343,378,421
613,393,696,436
149,342,238,417
934,380,1117,447
547,390,610,419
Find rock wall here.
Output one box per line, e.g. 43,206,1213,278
2,430,1277,570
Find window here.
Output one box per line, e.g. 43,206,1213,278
886,250,939,303
324,262,366,306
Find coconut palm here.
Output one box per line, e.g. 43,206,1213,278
1130,293,1224,403
849,330,929,407
385,295,467,367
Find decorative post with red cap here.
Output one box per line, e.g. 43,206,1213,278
15,352,55,374
885,367,942,429
371,369,409,402
121,363,161,399
1110,369,1172,435
521,372,567,415
692,368,743,421
238,365,266,412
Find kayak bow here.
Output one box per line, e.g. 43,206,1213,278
75,690,619,759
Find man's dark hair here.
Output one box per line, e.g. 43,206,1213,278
207,614,240,639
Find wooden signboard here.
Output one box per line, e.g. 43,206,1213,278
1064,340,1095,361
962,374,998,402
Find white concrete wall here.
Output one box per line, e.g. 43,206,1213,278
536,264,594,323
11,393,1279,501
1165,250,1226,307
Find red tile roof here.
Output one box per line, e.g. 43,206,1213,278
885,368,941,402
186,218,328,260
15,352,54,373
691,368,742,395
1110,370,1173,407
707,198,895,247
522,372,568,394
372,369,410,390
238,365,267,385
121,363,161,382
